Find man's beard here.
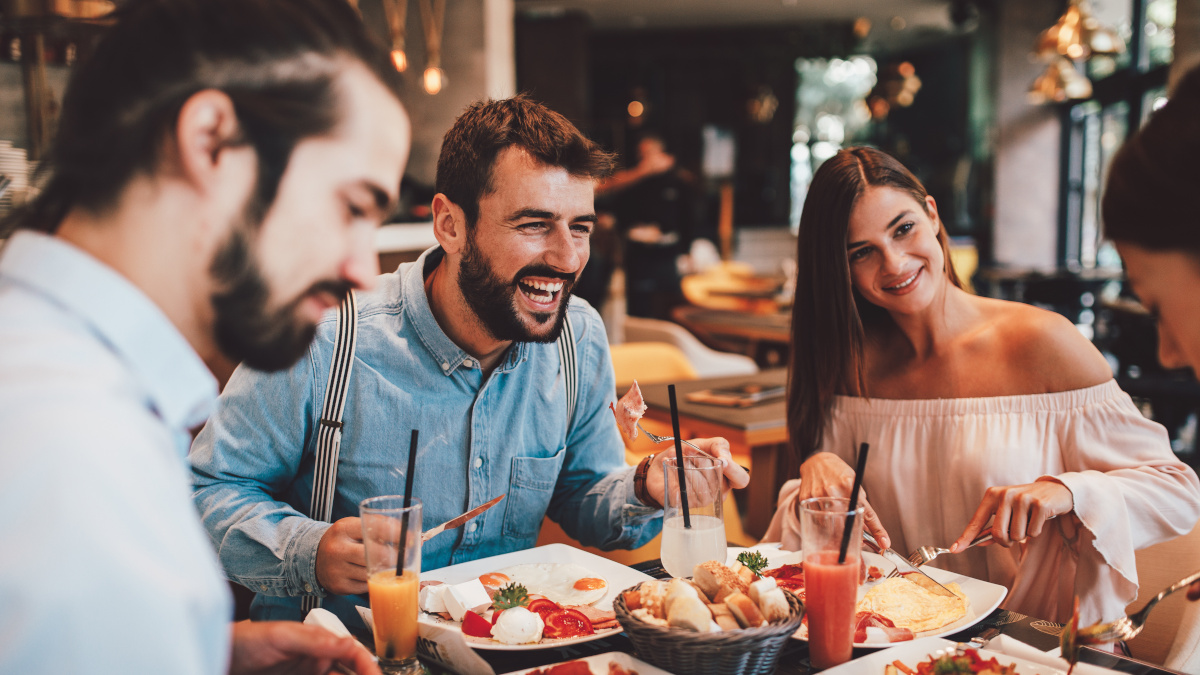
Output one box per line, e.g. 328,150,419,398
209,210,352,372
457,231,574,344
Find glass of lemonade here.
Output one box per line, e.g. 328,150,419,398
799,497,863,669
360,496,422,675
660,455,726,578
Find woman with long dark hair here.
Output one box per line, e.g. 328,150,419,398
1102,65,1200,671
764,146,1200,625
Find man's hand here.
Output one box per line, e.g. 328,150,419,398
228,620,381,675
797,451,890,550
952,479,1074,551
645,437,749,508
316,517,368,596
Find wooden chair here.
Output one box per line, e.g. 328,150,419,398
1127,521,1200,667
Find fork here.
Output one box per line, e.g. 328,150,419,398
636,421,714,458
1072,570,1200,643
884,532,993,579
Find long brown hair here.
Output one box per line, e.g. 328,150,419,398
788,146,961,461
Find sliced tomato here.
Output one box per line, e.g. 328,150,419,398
526,598,560,621
491,608,503,625
542,608,594,639
461,610,493,638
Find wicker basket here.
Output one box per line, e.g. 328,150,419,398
613,581,805,675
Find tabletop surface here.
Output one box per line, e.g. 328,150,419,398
429,557,1069,675
639,369,788,433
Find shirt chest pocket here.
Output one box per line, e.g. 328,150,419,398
501,448,567,543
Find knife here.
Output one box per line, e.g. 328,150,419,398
421,494,506,542
862,532,957,598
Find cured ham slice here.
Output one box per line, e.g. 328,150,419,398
853,611,914,643
609,381,647,440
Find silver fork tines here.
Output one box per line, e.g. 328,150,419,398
635,421,714,458
885,533,994,579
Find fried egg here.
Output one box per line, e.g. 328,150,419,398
857,578,969,633
492,562,609,606
477,572,511,594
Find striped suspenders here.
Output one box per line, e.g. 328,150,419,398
300,297,579,614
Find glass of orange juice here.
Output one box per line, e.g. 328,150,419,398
800,497,863,669
360,496,422,675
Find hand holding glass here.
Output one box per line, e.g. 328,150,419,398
801,496,863,669
660,455,726,578
360,496,422,675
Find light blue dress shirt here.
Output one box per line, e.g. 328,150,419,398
0,232,231,674
191,247,661,632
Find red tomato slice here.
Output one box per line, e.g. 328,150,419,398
491,608,503,625
542,608,594,639
461,610,493,638
526,598,560,620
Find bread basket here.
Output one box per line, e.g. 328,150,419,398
613,581,805,675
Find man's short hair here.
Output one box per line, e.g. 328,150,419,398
11,0,397,234
435,94,615,227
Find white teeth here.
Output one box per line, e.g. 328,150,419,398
887,271,918,290
522,280,563,293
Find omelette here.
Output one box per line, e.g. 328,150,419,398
856,578,969,633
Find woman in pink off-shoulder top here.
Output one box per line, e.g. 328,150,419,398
765,146,1200,626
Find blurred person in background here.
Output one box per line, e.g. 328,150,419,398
0,0,409,672
599,133,701,319
1103,64,1200,672
765,145,1199,627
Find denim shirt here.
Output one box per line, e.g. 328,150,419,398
190,247,661,631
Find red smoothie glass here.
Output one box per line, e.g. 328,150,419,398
799,497,863,669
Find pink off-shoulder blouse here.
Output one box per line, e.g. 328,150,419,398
765,380,1200,625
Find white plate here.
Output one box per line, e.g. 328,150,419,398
728,544,1008,649
499,651,673,674
418,543,654,651
818,636,1118,675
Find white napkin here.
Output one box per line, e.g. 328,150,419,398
986,635,1068,670
305,607,353,638
357,606,496,675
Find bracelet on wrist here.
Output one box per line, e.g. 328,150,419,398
633,453,663,510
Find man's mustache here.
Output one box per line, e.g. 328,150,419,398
513,265,576,285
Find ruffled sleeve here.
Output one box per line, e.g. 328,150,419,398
1045,383,1200,623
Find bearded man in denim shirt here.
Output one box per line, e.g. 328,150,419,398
191,95,749,632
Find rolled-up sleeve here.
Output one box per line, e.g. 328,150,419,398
547,308,661,549
190,342,331,598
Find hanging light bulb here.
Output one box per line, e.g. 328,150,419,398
1028,56,1093,104
391,50,408,72
423,66,445,95
1036,0,1126,60
382,0,409,72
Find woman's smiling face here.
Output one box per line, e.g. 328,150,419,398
846,186,947,317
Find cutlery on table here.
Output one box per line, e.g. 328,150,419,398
1071,569,1200,643
862,531,958,598
421,494,506,542
965,627,1001,650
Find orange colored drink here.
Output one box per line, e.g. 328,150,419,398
368,569,419,663
806,550,860,669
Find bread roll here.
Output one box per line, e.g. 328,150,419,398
725,592,767,628
707,603,740,631
756,586,791,623
665,578,700,615
631,607,668,627
747,576,777,606
638,580,667,619
667,594,712,632
693,561,748,602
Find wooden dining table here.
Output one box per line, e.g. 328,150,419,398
637,369,790,539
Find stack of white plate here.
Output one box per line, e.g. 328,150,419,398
0,141,30,217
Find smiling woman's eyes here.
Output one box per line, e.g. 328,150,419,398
849,246,872,262
895,222,915,236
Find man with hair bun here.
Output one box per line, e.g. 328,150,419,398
0,0,410,672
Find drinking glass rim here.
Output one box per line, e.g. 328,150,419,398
661,455,724,471
359,495,423,514
798,496,862,517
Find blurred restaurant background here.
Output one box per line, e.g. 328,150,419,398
2,0,1199,505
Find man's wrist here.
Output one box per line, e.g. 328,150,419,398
633,453,663,510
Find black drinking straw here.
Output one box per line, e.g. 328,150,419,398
838,442,871,564
396,429,419,576
668,384,691,528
